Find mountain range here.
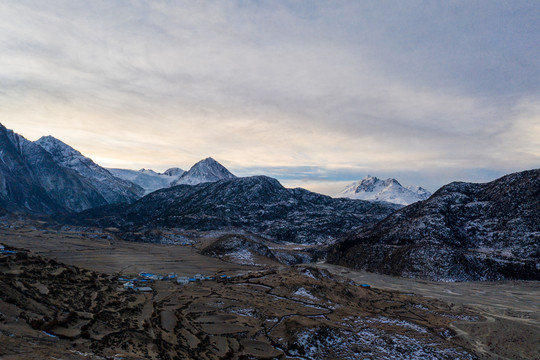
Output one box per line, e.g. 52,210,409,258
0,124,239,213
110,157,235,194
337,175,431,205
108,168,185,195
328,169,540,281
74,175,402,244
2,123,537,281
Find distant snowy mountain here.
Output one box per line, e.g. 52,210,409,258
336,175,431,205
36,136,144,203
172,157,235,186
108,167,185,195
110,157,234,194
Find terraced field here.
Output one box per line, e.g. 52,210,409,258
1,224,538,359
1,246,477,359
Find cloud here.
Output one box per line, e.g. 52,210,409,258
0,1,538,193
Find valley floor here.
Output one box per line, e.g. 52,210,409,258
317,263,540,360
0,223,538,359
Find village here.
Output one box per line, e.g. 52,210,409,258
116,267,372,294
118,270,242,292
0,244,17,255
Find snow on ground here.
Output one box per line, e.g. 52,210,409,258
293,287,319,302
357,316,428,333
289,326,474,360
300,268,317,279
227,308,257,318
226,249,259,266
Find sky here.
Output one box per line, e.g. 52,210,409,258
0,0,539,195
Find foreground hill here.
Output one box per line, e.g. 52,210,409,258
0,244,478,359
0,124,108,213
76,176,402,244
328,169,540,281
337,175,431,205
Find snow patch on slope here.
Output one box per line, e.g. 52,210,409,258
290,326,474,360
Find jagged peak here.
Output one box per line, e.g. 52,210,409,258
190,157,226,169
173,157,235,186
362,174,378,182
35,136,81,157
37,135,68,146
200,156,217,163
384,178,402,187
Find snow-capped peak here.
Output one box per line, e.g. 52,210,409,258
138,168,160,176
336,175,431,205
35,136,144,203
405,185,431,198
36,136,81,159
36,136,105,176
163,167,185,177
173,157,236,186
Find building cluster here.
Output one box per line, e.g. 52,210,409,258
0,244,17,255
117,271,236,292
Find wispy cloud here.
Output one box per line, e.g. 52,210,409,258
0,1,538,193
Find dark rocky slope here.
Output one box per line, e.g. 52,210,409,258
36,136,144,203
0,124,107,214
328,169,540,281
74,176,402,244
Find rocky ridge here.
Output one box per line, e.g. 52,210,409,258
328,169,540,281
36,136,144,203
0,124,108,214
75,175,403,244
